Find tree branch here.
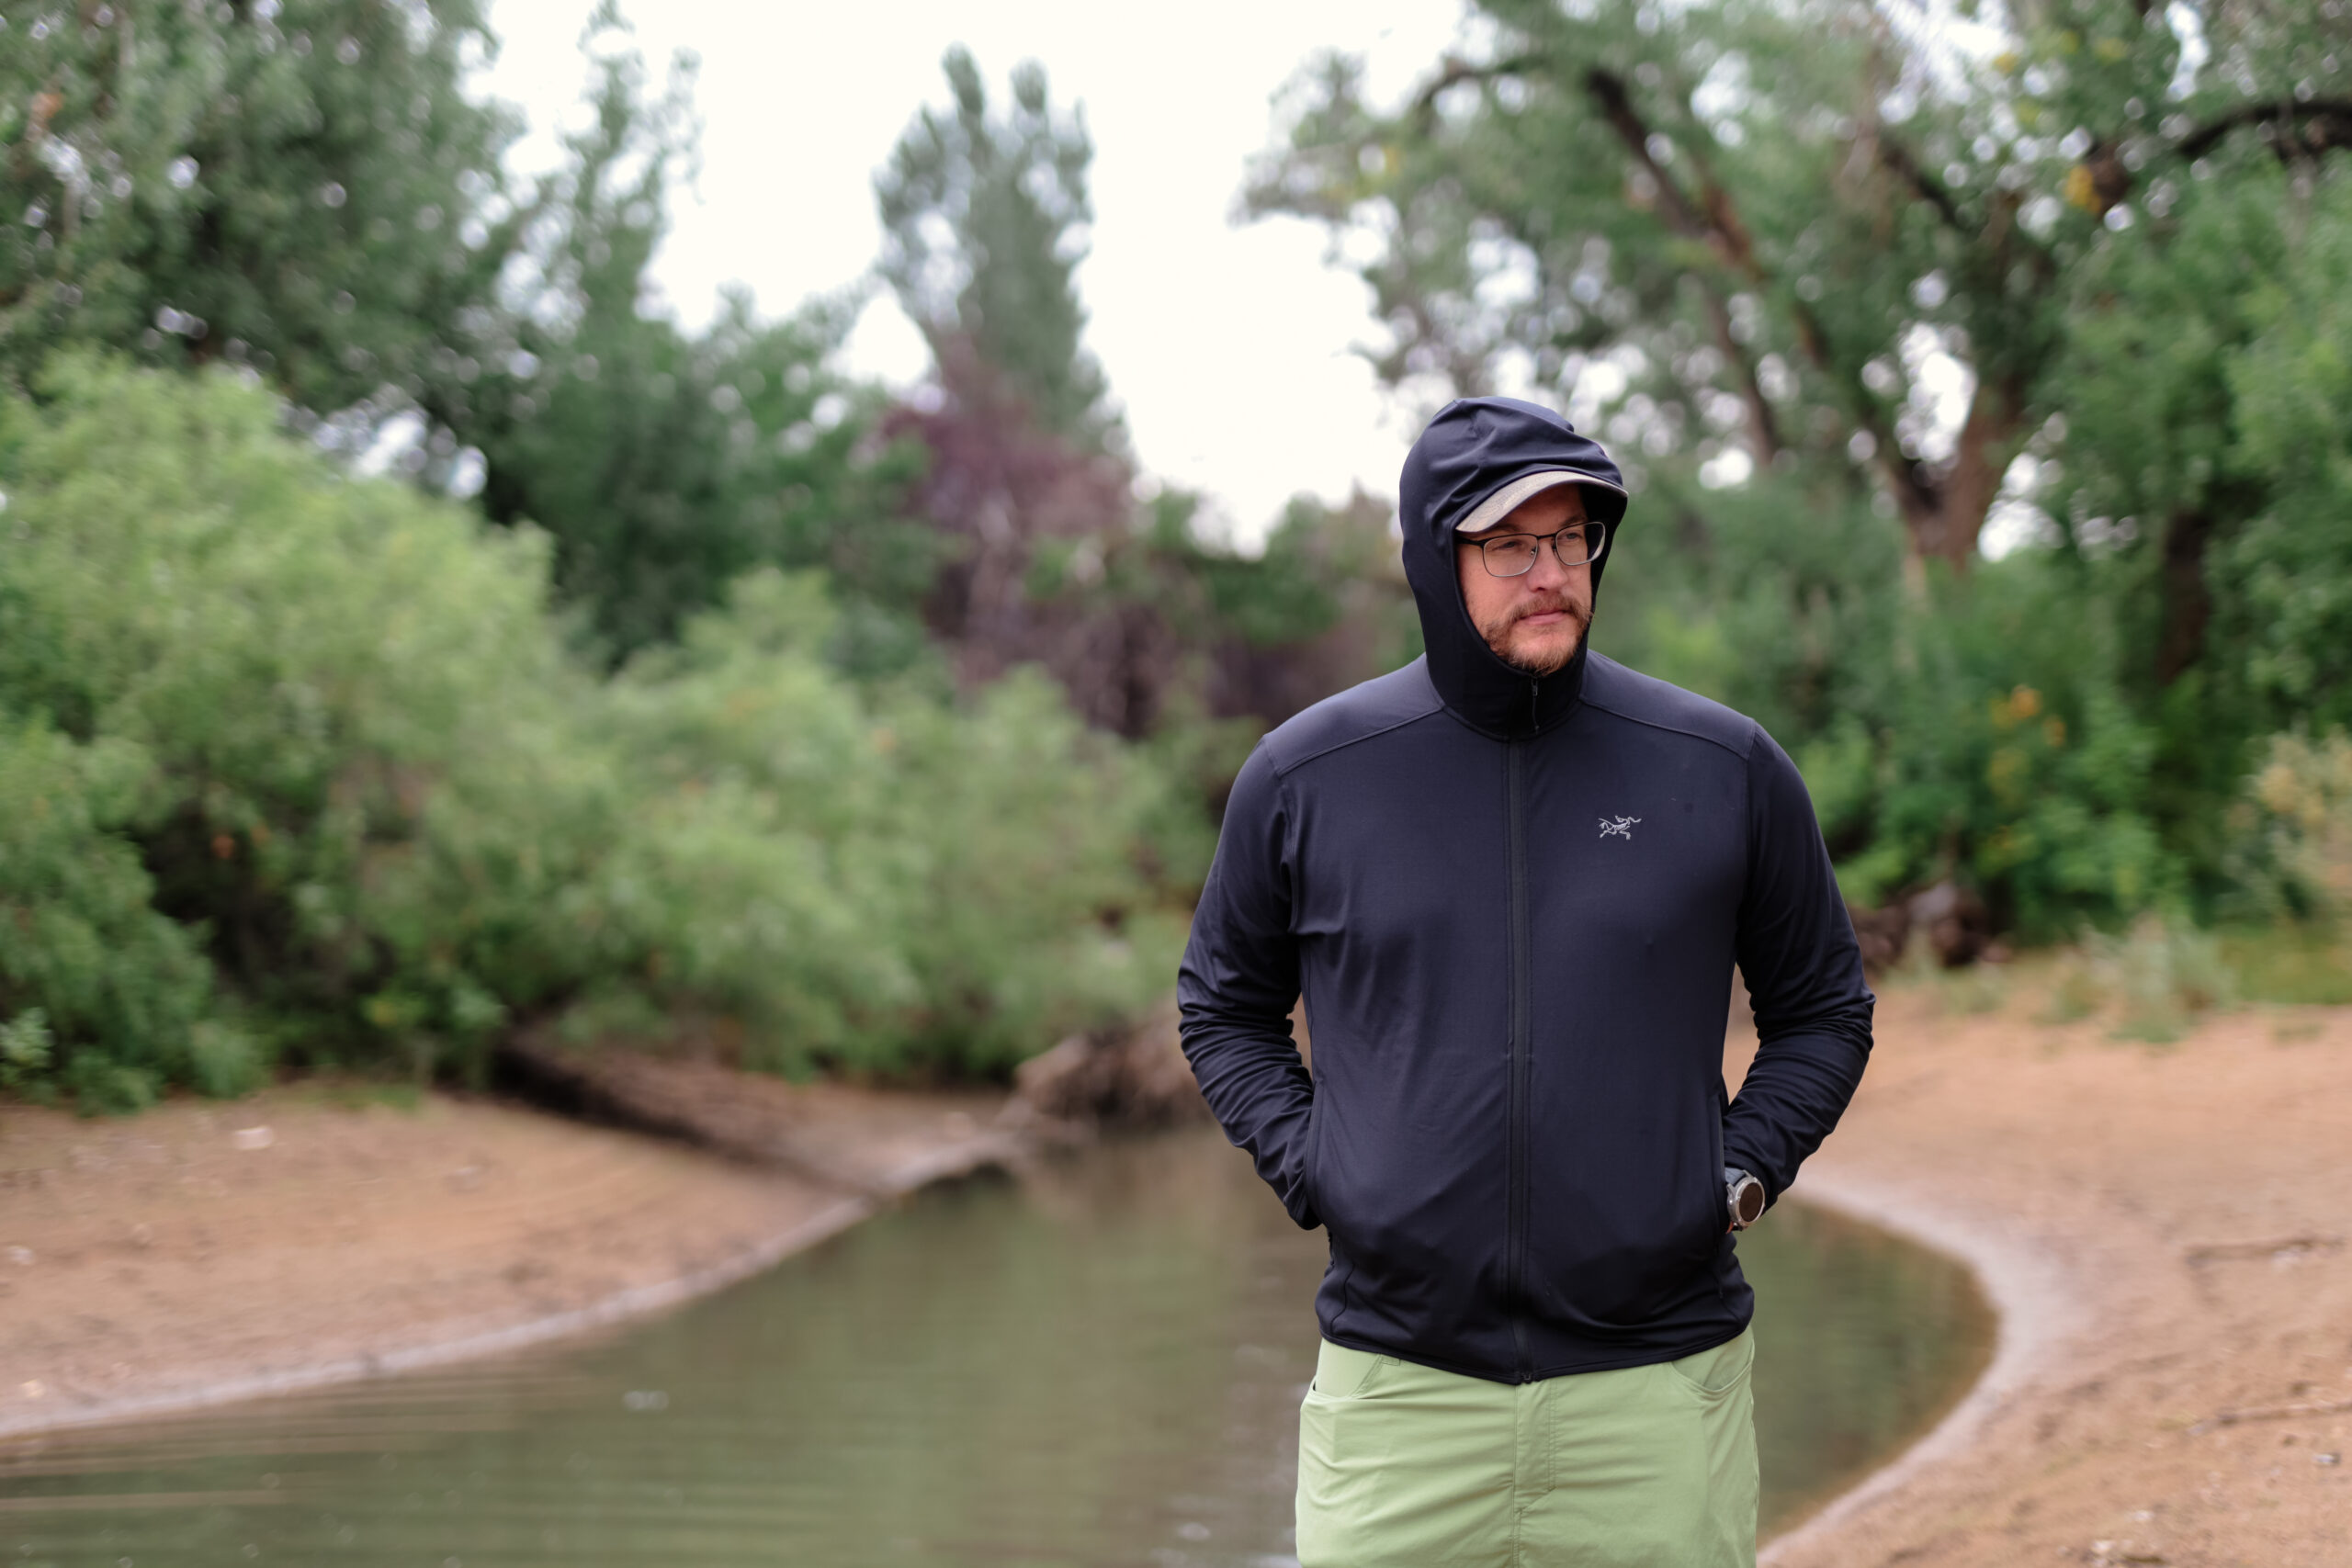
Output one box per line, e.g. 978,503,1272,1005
1581,67,1870,464
1872,135,1966,232
2177,96,2352,162
1697,284,1781,464
1582,67,1726,260
1409,53,1546,130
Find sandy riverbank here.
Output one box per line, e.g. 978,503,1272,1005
3,984,2349,1564
1751,981,2352,1567
0,1078,1011,1442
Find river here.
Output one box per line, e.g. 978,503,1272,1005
1,1128,1989,1566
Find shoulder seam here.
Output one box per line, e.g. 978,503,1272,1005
1272,703,1448,776
1580,695,1758,761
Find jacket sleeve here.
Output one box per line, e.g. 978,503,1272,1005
1177,742,1319,1228
1724,728,1875,1201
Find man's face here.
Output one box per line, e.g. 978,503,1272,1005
1454,485,1596,677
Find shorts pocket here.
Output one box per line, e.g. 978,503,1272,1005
1306,1339,1397,1401
1666,1327,1755,1399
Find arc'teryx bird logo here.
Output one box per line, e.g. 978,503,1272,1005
1598,815,1642,840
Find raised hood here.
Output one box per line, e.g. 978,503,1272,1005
1397,397,1630,740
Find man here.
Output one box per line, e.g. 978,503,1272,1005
1177,397,1872,1566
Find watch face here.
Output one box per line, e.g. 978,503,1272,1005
1734,1180,1766,1227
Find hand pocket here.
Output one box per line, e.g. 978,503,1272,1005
1666,1328,1755,1399
1306,1340,1397,1401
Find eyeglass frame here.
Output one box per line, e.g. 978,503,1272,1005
1457,519,1611,579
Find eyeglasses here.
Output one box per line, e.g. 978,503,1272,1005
1460,521,1609,578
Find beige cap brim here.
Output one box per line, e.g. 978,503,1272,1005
1453,469,1628,534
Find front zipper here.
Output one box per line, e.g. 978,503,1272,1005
1504,733,1533,1382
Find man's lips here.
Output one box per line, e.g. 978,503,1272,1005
1513,606,1574,627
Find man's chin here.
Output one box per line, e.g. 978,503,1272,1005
1499,628,1583,677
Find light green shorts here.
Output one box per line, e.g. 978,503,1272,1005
1295,1330,1758,1568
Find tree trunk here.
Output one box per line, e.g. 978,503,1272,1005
2156,505,2216,685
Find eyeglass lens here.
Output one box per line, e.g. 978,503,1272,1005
1481,525,1602,577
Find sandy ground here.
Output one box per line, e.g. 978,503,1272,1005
2,982,2349,1566
1751,979,2352,1568
0,1080,1009,1442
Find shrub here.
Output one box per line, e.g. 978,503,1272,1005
2223,730,2352,923
0,719,220,1106
0,355,623,1092
601,570,1190,1076
0,359,1193,1104
2093,915,2238,1044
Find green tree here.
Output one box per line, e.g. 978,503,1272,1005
462,38,923,663
3,4,922,667
1249,0,2350,573
1249,0,2352,931
876,46,1117,449
0,360,1197,1100
0,0,522,418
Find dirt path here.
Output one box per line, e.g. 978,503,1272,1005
1750,982,2352,1568
0,1080,1007,1441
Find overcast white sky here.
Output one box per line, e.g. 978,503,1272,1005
478,1,1473,543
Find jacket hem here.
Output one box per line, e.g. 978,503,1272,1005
1317,1315,1756,1386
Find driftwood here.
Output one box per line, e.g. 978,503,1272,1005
2182,1234,2345,1265
497,1034,828,1173
1011,999,1213,1133
1847,880,1996,972
2189,1395,2352,1434
494,1036,1021,1198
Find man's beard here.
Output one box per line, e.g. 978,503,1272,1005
1476,599,1589,677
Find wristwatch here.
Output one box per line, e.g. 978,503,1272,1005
1724,1167,1767,1232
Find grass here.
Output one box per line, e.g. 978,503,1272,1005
1881,917,2348,1043
2216,924,2352,1006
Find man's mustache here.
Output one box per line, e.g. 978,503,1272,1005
1508,596,1583,624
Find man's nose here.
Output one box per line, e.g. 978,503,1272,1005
1525,541,1574,589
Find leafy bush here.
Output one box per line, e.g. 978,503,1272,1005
2093,915,2238,1044
0,360,1192,1104
1604,477,2178,938
2222,730,2352,924
0,355,626,1091
0,722,217,1107
597,570,1193,1076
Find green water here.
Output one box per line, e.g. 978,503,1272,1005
0,1130,1988,1566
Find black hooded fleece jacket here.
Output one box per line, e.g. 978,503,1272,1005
1177,397,1874,1384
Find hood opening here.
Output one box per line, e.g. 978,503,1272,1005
1398,397,1629,740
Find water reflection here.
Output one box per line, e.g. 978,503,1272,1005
1,1131,1988,1565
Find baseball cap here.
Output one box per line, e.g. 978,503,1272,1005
1452,468,1628,535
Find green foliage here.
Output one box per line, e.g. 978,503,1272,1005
0,361,1188,1104
1257,0,2352,942
601,570,1193,1075
1,353,615,1094
0,0,521,417
1598,471,2173,934
2092,915,2237,1043
3,6,923,671
0,716,219,1109
0,1007,51,1088
877,48,1115,448
2222,729,2352,923
2222,189,2352,729
464,40,928,664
